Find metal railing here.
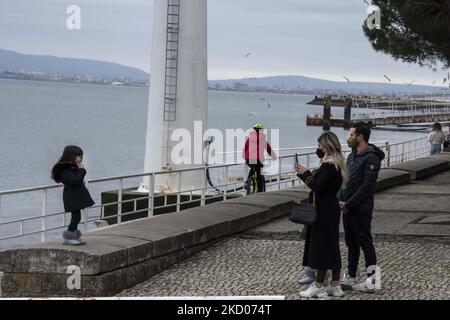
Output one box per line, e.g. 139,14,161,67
0,136,430,248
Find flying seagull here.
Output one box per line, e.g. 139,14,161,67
259,98,271,109
248,112,257,117
383,74,391,82
363,0,370,4
244,53,251,58
444,73,450,84
343,76,350,82
403,79,416,86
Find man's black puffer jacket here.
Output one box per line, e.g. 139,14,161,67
342,144,385,214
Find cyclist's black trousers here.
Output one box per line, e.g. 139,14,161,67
246,160,264,191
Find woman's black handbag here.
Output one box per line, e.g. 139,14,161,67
289,192,317,225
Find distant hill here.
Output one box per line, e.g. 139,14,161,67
0,49,149,81
2,49,446,95
209,75,447,96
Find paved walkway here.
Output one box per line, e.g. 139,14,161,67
117,170,450,299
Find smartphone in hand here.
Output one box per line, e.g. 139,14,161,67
295,153,299,164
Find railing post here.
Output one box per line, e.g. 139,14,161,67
201,167,207,206
224,166,229,201
176,171,181,212
117,178,123,224
277,158,282,190
0,271,3,298
84,180,89,232
401,143,405,163
409,141,413,160
292,156,296,187
414,139,417,160
41,189,47,243
148,173,155,217
386,142,391,167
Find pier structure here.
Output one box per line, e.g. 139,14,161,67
307,95,450,128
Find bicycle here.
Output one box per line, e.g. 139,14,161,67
244,168,266,194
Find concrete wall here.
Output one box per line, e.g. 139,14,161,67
1,153,449,297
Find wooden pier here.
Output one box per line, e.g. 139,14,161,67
307,113,450,127
307,95,450,129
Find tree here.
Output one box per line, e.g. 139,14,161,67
363,0,450,69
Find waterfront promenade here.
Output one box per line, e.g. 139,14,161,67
116,156,450,299
0,154,449,298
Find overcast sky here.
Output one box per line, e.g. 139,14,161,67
1,0,448,85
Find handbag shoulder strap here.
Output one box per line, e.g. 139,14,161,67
308,191,316,204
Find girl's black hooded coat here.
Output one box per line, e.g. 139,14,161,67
54,163,95,212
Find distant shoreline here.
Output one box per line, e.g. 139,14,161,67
0,73,148,88
1,77,444,99
0,76,318,95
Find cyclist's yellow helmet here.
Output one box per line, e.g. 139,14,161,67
253,123,264,130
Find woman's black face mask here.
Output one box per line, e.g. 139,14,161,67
316,148,325,159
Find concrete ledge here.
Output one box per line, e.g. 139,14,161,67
0,187,306,297
1,154,448,297
375,169,411,192
432,152,450,166
389,157,450,180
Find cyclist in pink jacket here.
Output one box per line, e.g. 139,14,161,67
242,124,277,192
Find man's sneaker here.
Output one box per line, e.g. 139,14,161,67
63,238,85,246
300,282,328,298
352,279,377,294
340,273,357,289
326,285,345,297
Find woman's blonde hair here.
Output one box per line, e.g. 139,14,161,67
318,132,348,187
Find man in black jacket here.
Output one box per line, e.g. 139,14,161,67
339,122,385,293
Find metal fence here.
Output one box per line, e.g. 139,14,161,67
0,136,430,248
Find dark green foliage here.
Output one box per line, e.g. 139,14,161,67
363,0,450,69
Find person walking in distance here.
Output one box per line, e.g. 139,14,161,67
428,122,446,155
339,122,384,293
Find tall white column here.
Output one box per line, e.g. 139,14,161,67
140,0,208,193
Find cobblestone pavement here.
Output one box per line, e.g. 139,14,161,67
117,237,450,300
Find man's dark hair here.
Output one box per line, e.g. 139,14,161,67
353,122,371,143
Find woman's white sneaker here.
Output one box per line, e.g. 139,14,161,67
63,238,85,246
300,282,328,298
326,285,345,297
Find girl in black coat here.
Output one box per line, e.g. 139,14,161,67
51,145,94,245
295,132,347,298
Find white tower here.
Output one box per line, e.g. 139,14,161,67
140,0,208,193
